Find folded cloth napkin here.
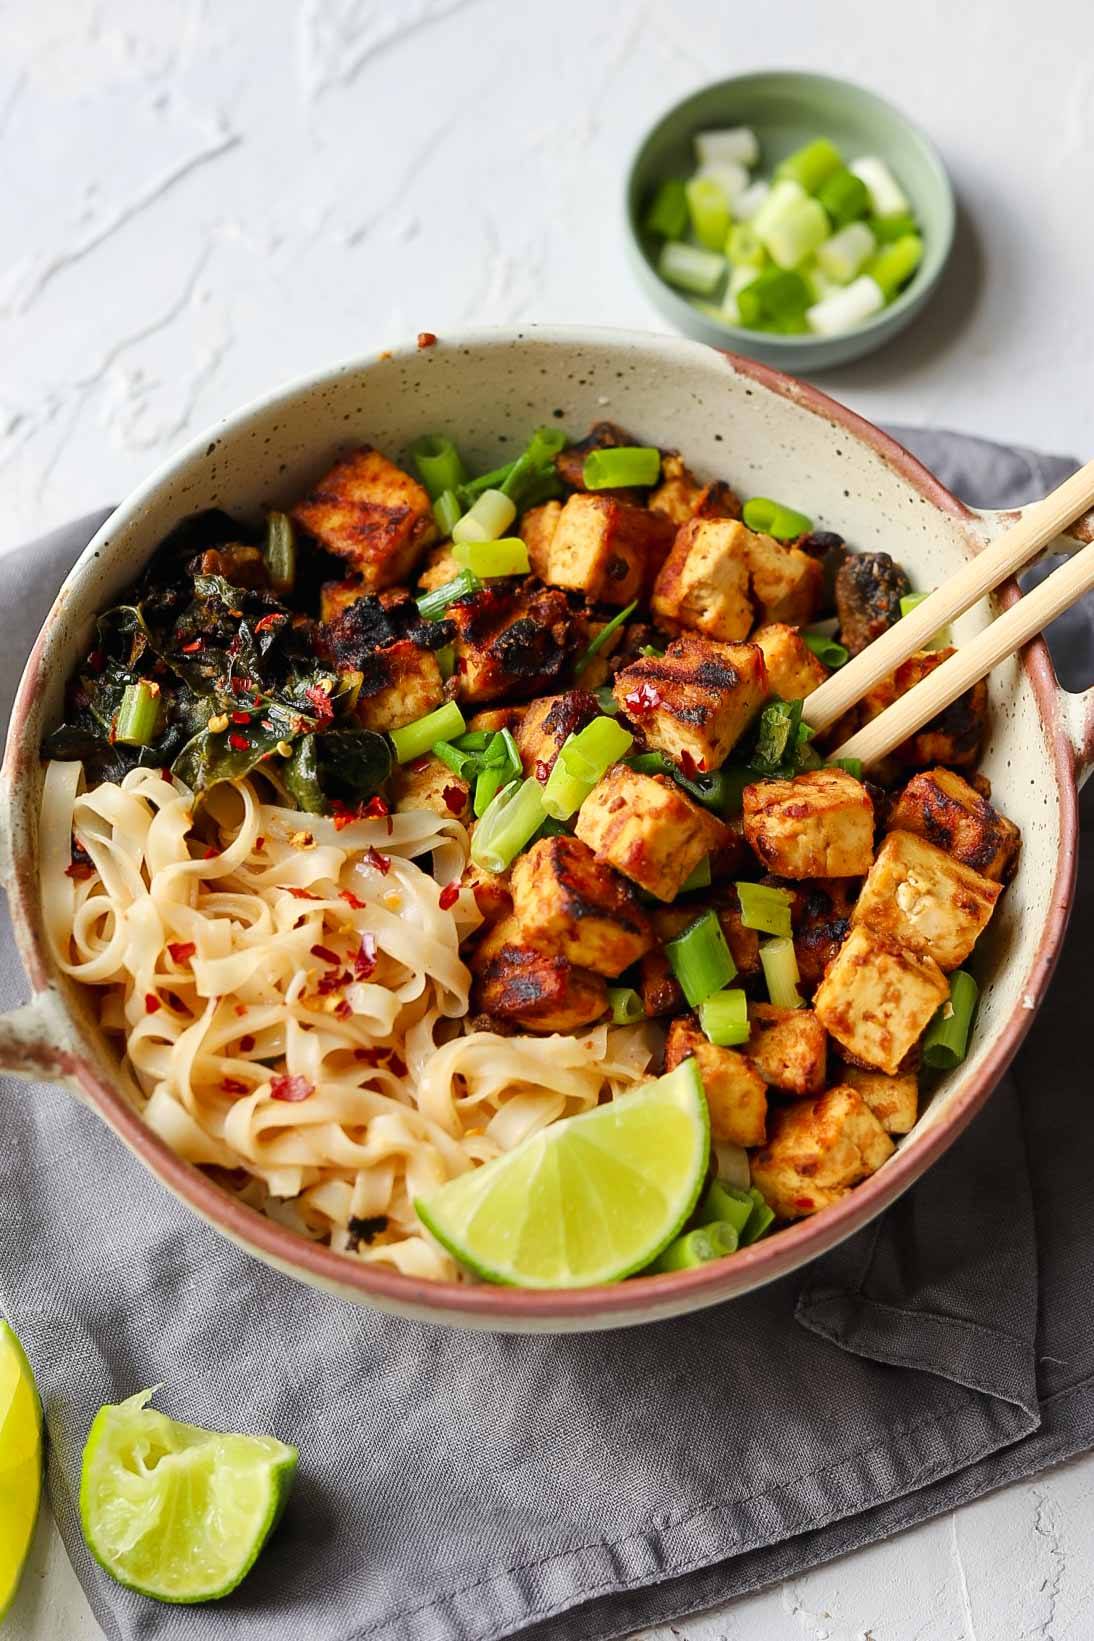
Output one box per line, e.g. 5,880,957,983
2,429,1092,1641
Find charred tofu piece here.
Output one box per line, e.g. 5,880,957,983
566,609,627,690
888,768,1020,883
791,879,854,989
651,517,754,642
543,494,674,605
813,924,949,1074
554,421,638,492
613,635,768,771
320,575,368,623
845,649,988,769
638,950,683,1017
392,755,470,820
448,583,575,705
834,552,910,655
711,890,763,976
292,447,437,591
514,689,600,777
355,638,445,732
518,500,562,580
753,623,828,701
510,835,654,977
746,533,823,625
840,1063,919,1135
466,704,526,735
664,1017,767,1147
751,1085,895,1220
470,916,607,1032
649,452,743,526
743,769,875,879
746,1003,827,1095
462,865,513,928
417,543,463,592
575,765,727,902
852,830,1001,971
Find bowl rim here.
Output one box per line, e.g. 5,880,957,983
2,325,1077,1327
623,67,957,356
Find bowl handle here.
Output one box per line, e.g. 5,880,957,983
0,995,86,1095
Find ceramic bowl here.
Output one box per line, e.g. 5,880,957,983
625,71,956,369
1,327,1090,1332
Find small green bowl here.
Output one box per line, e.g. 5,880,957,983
625,70,955,370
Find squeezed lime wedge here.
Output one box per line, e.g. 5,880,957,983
80,1388,297,1603
416,1058,710,1287
0,1321,43,1620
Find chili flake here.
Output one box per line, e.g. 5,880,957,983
181,638,204,653
310,944,341,965
443,784,466,814
678,749,706,778
363,847,390,875
417,331,438,349
239,1034,256,1052
623,682,662,717
167,941,196,964
221,1077,248,1095
339,889,367,910
144,993,162,1014
254,613,283,633
354,934,378,978
228,731,250,751
438,881,460,911
534,760,550,783
288,887,317,900
270,1073,314,1102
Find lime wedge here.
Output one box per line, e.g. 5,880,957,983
0,1321,43,1620
416,1058,710,1287
80,1389,297,1603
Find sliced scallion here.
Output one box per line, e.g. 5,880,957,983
432,739,478,781
433,489,462,537
741,1187,776,1244
470,777,548,873
452,488,517,545
864,233,923,299
849,156,910,218
115,681,162,746
451,537,530,577
698,987,750,1047
737,268,811,327
574,599,637,678
749,699,804,774
644,178,689,239
816,166,870,226
742,496,813,540
735,882,793,939
410,434,466,501
542,716,633,820
727,222,767,269
608,986,645,1025
680,855,712,893
816,222,877,285
390,700,466,764
899,590,952,648
685,175,731,252
776,138,842,194
760,936,803,1009
923,970,978,1070
806,273,884,336
263,511,296,596
694,126,759,168
869,210,919,244
500,427,569,510
582,447,661,490
665,909,736,1008
435,643,456,681
658,240,726,296
594,686,621,716
416,570,480,620
828,756,864,779
648,1221,738,1273
760,195,829,271
804,630,849,668
697,1178,754,1233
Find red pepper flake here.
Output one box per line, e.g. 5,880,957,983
387,1053,407,1077
534,760,550,784
270,1073,314,1103
417,331,438,349
409,756,432,774
316,968,349,996
354,933,378,978
304,684,335,726
221,1077,248,1095
310,943,341,965
455,656,467,675
86,648,105,673
438,881,460,910
288,887,317,900
144,993,162,1015
228,731,250,751
793,1196,815,1212
333,999,352,1019
678,749,706,778
363,847,391,875
230,709,252,725
339,889,367,910
254,613,283,633
181,638,204,653
204,845,221,860
65,861,95,880
168,941,196,964
443,784,466,814
239,1033,256,1052
234,1003,248,1017
623,682,662,717
364,794,390,817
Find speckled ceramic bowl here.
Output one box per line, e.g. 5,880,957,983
1,327,1090,1332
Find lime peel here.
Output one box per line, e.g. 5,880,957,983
0,1320,43,1621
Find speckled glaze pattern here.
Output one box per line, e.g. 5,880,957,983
1,327,1090,1332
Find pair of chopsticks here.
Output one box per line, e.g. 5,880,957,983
804,460,1094,766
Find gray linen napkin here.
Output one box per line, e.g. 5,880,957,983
2,429,1092,1641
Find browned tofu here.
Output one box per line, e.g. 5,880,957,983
712,890,763,977
514,690,600,777
518,500,562,580
354,639,444,733
565,610,627,691
319,575,368,623
751,1085,895,1220
746,1003,827,1095
448,583,575,705
638,950,683,1017
575,765,727,902
469,916,607,1032
554,422,640,492
790,879,854,989
651,517,754,642
391,754,470,820
887,768,1020,883
292,447,437,591
743,769,875,879
664,1017,767,1147
813,924,949,1074
852,830,1001,971
466,705,527,735
543,494,674,605
843,649,988,769
649,452,742,526
753,623,827,701
746,533,823,625
510,835,654,977
462,865,513,927
613,635,767,771
840,1063,919,1135
416,543,463,592
834,552,910,655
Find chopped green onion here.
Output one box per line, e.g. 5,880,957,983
735,882,793,939
816,167,870,226
452,731,492,753
807,274,884,336
410,434,466,501
680,856,712,893
737,268,812,326
644,178,689,239
433,489,462,536
685,176,731,251
574,599,637,678
665,909,736,1008
608,986,645,1025
115,681,162,746
749,699,804,773
435,643,456,681
699,987,750,1047
452,488,516,545
500,427,569,510
647,1221,738,1273
864,233,923,300
456,461,516,509
432,739,478,781
732,178,771,222
625,750,736,813
795,739,824,772
542,716,633,819
760,936,802,1009
695,126,759,168
594,686,621,715
828,756,863,779
416,570,480,621
727,222,767,270
742,496,813,540
869,210,919,244
804,630,849,668
582,447,662,490
263,512,296,597
849,156,910,217
658,240,726,295
390,700,466,764
923,970,978,1070
531,814,570,843
899,590,952,648
816,222,877,285
640,642,666,658
473,729,522,817
451,537,530,577
776,138,842,194
697,1178,755,1234
470,777,548,873
697,161,748,206
741,1187,776,1244
759,195,829,271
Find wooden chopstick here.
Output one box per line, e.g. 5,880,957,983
804,458,1094,735
829,535,1094,766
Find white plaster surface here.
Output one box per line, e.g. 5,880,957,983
5,0,1094,1635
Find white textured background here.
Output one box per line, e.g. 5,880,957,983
5,0,1094,1635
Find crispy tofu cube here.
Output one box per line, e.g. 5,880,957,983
753,623,827,701
844,650,988,769
575,764,727,902
449,584,575,705
417,543,462,592
888,768,1020,883
354,639,444,733
746,533,823,625
291,447,437,591
462,864,512,927
613,635,767,771
852,830,1001,971
391,754,470,820
713,891,762,976
746,1003,827,1095
469,915,607,1032
518,501,562,580
510,835,654,977
638,950,683,1017
466,705,526,735
664,1017,767,1147
751,1085,895,1220
743,769,875,879
813,924,949,1074
791,879,854,990
543,494,674,605
649,453,743,526
319,576,368,623
554,422,638,491
566,610,626,690
840,1063,919,1135
651,517,754,642
514,690,600,777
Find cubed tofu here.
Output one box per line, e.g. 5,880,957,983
851,830,1001,971
354,639,444,732
291,447,437,591
840,1063,919,1135
514,690,600,777
746,1003,827,1095
753,623,827,701
462,864,512,927
449,584,575,705
651,517,754,642
575,764,728,902
613,635,768,771
813,924,949,1075
713,891,762,976
417,543,462,592
664,1017,767,1147
746,533,823,625
510,835,654,977
466,705,526,735
638,950,683,1017
319,575,367,623
743,769,875,879
469,916,607,1032
751,1085,895,1220
648,452,742,525
791,879,854,989
887,768,1020,883
845,650,988,769
543,494,674,605
518,500,562,580
566,610,626,690
391,754,470,820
